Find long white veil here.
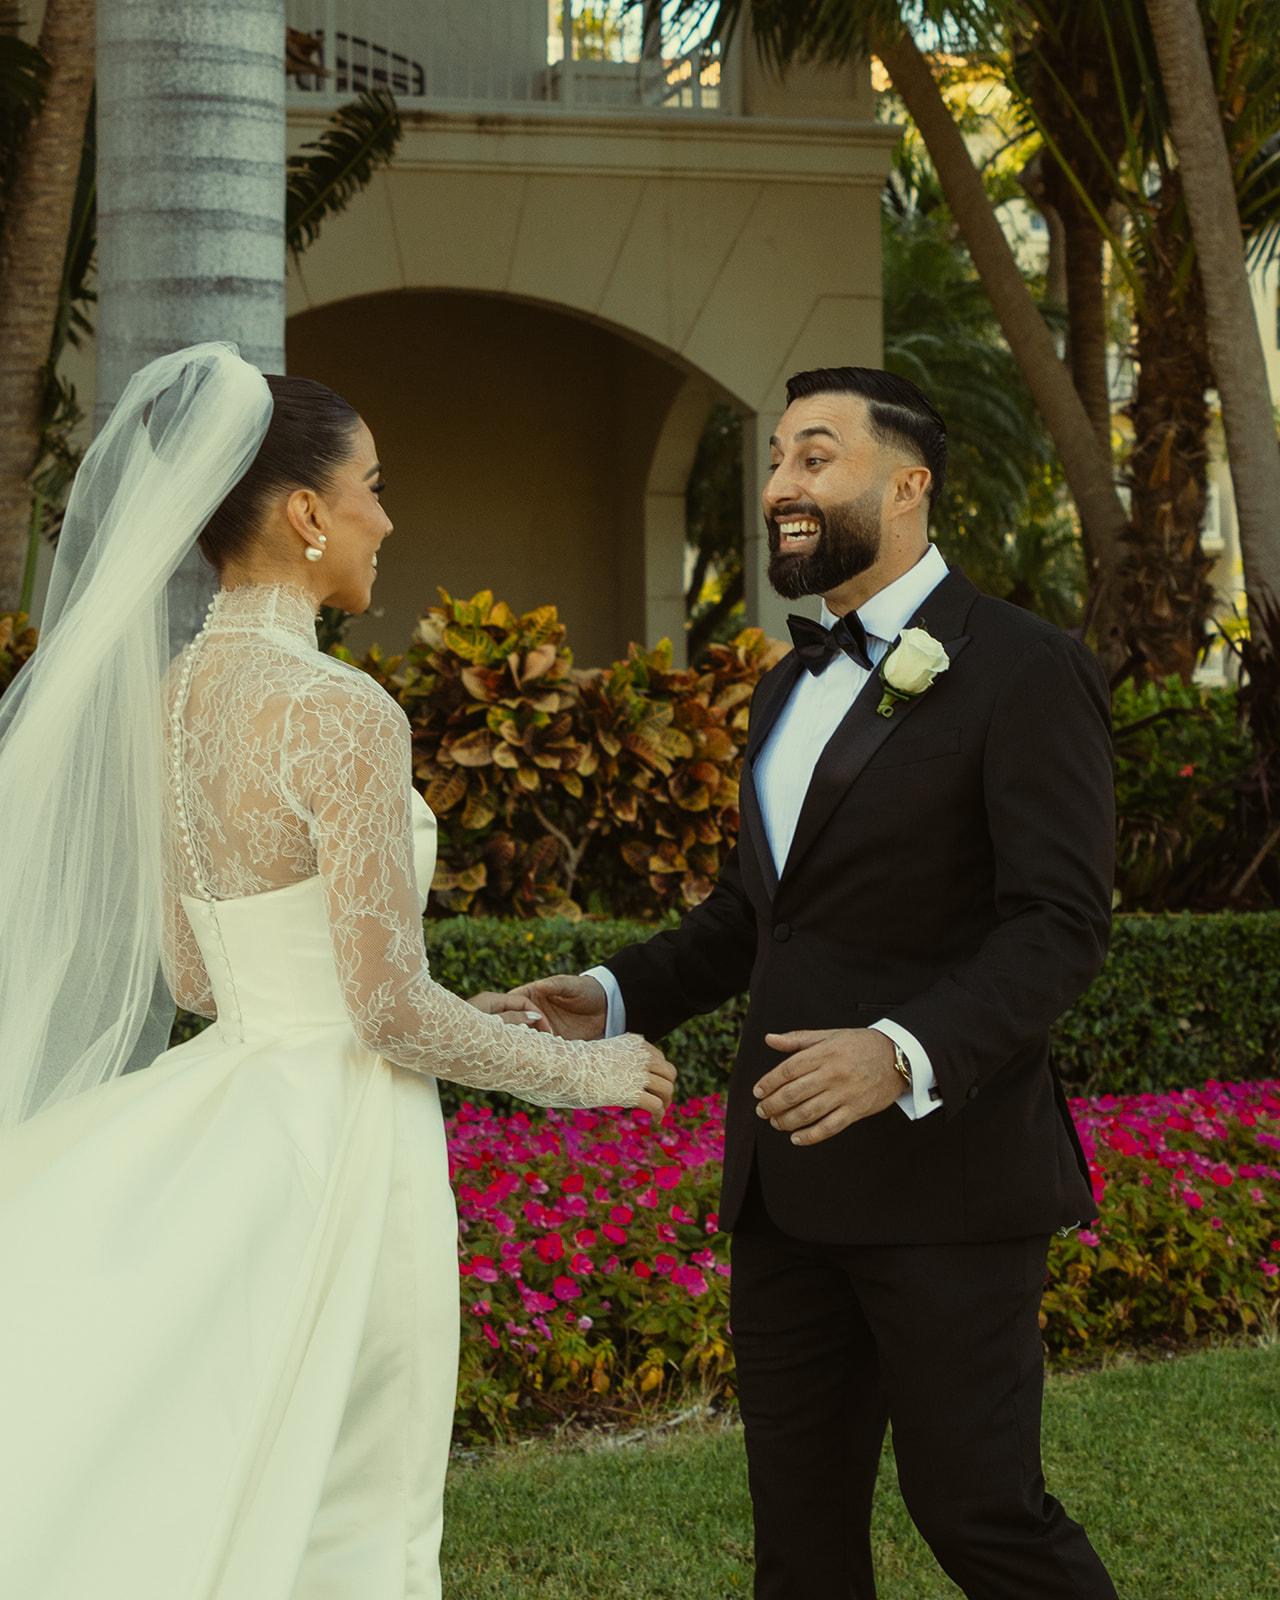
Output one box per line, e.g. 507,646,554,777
0,343,273,1130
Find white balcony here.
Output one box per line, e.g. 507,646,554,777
286,0,730,114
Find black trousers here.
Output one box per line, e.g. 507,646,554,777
731,1171,1117,1600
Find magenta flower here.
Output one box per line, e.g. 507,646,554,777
671,1264,710,1295
552,1275,581,1301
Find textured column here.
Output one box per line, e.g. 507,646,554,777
95,0,286,427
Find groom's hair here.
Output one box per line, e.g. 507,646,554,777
785,367,948,509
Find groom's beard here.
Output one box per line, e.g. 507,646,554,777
767,490,884,601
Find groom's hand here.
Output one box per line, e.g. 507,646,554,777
501,973,608,1040
755,1028,902,1145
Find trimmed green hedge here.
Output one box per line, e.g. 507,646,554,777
423,911,1280,1107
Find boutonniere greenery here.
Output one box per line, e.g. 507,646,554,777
877,626,950,718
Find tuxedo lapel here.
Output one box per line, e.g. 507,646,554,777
778,568,980,888
736,652,803,903
738,760,779,902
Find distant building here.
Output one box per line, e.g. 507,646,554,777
280,1,894,661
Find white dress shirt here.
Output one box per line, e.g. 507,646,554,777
587,543,949,1120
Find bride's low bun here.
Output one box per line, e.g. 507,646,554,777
199,375,360,572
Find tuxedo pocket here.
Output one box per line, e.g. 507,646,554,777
867,726,963,772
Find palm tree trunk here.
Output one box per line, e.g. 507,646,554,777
877,28,1130,658
96,0,286,635
1122,187,1216,681
1144,0,1280,615
0,0,96,610
1058,203,1111,452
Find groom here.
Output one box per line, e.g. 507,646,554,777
508,367,1118,1598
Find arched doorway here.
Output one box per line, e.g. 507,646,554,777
287,288,733,665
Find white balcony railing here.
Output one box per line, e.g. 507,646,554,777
285,1,729,113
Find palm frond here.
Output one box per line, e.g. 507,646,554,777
286,87,402,259
0,32,48,230
0,31,47,113
50,85,95,360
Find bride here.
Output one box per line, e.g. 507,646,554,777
0,343,674,1599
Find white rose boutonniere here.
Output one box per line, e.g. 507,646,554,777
877,626,950,718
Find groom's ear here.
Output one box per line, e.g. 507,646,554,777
889,463,932,518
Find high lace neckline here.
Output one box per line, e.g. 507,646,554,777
206,583,320,649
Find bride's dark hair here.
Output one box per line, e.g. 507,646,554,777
198,374,360,570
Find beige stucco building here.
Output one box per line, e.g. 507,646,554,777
281,2,895,662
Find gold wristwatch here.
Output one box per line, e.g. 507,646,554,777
890,1040,912,1089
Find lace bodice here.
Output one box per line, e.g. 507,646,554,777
161,583,651,1109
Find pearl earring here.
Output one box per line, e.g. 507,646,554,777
304,533,327,563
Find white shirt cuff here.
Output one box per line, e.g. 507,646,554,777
871,1019,941,1120
582,965,626,1038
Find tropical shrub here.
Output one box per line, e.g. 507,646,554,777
1112,677,1252,911
447,1082,1280,1438
0,611,36,696
341,589,786,920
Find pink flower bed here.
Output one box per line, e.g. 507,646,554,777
447,1082,1280,1434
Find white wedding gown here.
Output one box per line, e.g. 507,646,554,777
0,583,650,1600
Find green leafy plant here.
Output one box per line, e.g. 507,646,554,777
285,85,402,259
413,909,1280,1109
343,590,787,921
0,609,36,696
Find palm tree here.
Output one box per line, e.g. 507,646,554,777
1144,0,1280,619
0,4,401,620
0,0,95,612
1007,0,1280,678
881,192,1080,623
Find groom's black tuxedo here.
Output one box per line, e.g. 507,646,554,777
603,566,1119,1599
605,566,1111,1242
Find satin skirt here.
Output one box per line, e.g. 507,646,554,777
0,879,459,1600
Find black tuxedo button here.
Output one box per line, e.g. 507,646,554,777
773,922,791,943
967,1085,979,1100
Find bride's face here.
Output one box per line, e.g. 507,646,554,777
303,420,392,614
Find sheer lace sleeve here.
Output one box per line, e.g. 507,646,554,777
161,839,217,1020
290,676,653,1109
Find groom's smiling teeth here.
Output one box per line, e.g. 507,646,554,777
778,518,822,548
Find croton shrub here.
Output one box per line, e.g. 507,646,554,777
341,589,787,920
0,612,37,698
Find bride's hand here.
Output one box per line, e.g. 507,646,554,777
467,991,545,1029
636,1042,677,1118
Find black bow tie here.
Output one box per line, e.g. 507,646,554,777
787,611,873,676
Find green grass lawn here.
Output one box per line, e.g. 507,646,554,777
441,1343,1280,1598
